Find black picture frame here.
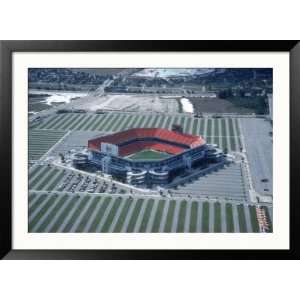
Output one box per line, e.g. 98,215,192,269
1,40,299,260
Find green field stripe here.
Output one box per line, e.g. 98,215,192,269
235,118,241,135
189,201,198,233
29,193,48,216
29,130,65,137
230,137,236,151
29,131,66,160
122,115,135,129
51,114,74,130
126,199,144,232
207,119,212,136
100,198,121,232
163,200,176,232
42,115,66,129
101,114,119,131
75,196,101,232
52,114,76,130
88,197,111,232
237,136,243,151
249,206,260,232
45,170,65,191
34,115,56,129
237,204,247,233
151,200,165,232
38,115,61,129
176,200,187,232
157,116,166,128
29,193,37,203
145,115,157,128
29,166,48,189
90,114,110,131
142,115,154,128
61,114,79,130
66,114,86,130
62,196,88,232
77,114,97,131
214,119,220,136
164,116,172,129
29,138,62,144
263,206,273,232
173,116,180,126
107,114,122,131
113,198,133,232
35,194,69,232
113,114,129,132
49,195,79,232
222,136,228,151
29,194,59,232
221,119,226,136
199,119,204,134
202,202,209,232
192,119,199,135
228,118,235,136
68,114,88,130
214,202,222,232
150,115,160,128
185,118,192,133
179,116,186,127
29,166,44,178
225,203,234,232
135,115,146,128
34,168,59,190
60,114,80,130
139,199,154,232
127,115,140,128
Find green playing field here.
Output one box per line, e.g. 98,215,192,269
127,149,171,161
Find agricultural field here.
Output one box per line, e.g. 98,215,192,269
28,191,269,233
33,113,243,152
29,130,67,161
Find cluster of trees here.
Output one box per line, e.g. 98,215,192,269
217,88,268,114
29,68,109,86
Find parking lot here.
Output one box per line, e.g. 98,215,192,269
29,165,131,195
32,112,243,152
170,162,249,202
29,130,67,161
28,112,273,233
240,118,273,196
28,191,271,233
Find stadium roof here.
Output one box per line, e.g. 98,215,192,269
88,128,205,154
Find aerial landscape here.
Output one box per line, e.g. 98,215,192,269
28,67,273,233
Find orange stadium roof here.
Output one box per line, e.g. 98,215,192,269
88,128,205,156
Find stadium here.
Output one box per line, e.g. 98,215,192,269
73,127,225,187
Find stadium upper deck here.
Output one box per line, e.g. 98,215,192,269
88,128,205,157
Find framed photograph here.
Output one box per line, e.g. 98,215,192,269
0,41,299,259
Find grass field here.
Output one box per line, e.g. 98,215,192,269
32,113,243,152
28,191,263,233
29,130,67,160
28,165,265,233
127,149,171,160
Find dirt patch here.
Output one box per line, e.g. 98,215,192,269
189,97,255,114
